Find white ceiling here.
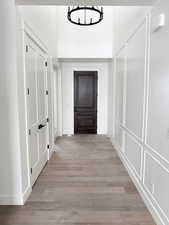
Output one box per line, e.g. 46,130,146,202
16,0,154,6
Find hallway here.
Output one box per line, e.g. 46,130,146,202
0,136,155,225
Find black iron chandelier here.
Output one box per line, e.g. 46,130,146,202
67,6,104,26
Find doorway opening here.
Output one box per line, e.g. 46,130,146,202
74,71,98,134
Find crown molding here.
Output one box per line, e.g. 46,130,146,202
16,0,154,6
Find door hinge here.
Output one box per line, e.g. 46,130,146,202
47,144,50,149
46,90,49,95
27,88,30,95
30,168,33,175
28,129,31,135
47,118,49,123
26,45,28,52
45,61,48,67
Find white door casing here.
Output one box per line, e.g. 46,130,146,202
25,34,49,186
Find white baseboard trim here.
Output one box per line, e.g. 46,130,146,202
0,186,32,205
110,136,165,225
54,131,60,138
48,146,55,160
22,186,32,204
0,195,22,205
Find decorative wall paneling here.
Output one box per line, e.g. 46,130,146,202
114,47,126,151
112,2,169,224
125,20,147,141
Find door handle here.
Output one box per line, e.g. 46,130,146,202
38,124,46,130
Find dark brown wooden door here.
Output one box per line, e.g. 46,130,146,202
74,71,98,134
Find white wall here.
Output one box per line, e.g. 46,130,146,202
0,2,58,205
18,6,114,58
113,6,151,53
14,6,58,204
0,0,22,204
108,6,151,138
111,1,169,225
17,6,150,58
56,6,114,58
61,60,110,135
18,6,58,57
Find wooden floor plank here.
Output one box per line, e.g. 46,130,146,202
0,135,156,225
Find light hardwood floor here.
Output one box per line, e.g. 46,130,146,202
0,135,156,225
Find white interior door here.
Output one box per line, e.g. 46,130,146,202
25,35,49,186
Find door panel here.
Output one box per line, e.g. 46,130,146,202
27,45,38,126
25,43,39,175
38,126,47,155
76,112,97,133
37,53,48,160
78,76,94,107
25,35,49,186
37,54,46,121
29,127,39,170
74,71,98,134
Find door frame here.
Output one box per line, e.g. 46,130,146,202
16,16,56,203
24,25,49,187
61,60,109,135
74,70,98,134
